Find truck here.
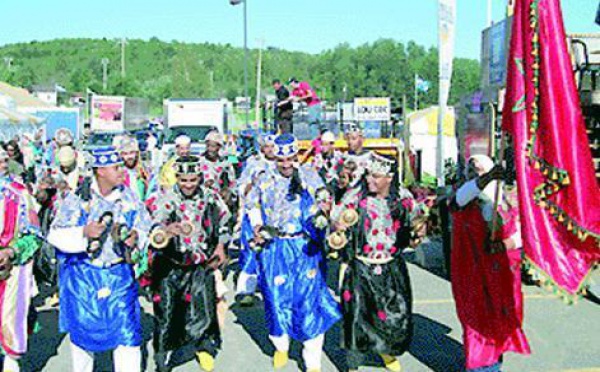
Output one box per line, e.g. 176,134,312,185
89,95,149,133
161,98,228,158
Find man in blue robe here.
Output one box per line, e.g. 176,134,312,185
48,146,152,372
242,134,341,372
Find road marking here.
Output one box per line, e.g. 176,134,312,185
414,293,555,305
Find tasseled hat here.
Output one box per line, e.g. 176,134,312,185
175,155,201,175
90,146,123,168
274,133,299,158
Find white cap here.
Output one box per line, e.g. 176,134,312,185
205,131,224,146
58,146,76,167
321,131,336,143
175,135,191,146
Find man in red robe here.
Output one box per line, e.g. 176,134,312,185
450,155,531,372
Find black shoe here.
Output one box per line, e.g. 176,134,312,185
154,352,173,372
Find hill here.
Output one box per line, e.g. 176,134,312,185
0,38,480,111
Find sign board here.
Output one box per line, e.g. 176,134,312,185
21,107,81,141
91,95,125,132
353,97,391,121
481,17,512,89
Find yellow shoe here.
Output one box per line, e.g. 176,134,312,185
307,369,321,372
273,350,289,369
196,351,215,372
381,354,402,372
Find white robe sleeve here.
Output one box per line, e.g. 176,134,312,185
48,226,88,254
456,179,481,207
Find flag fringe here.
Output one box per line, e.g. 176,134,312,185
523,256,598,304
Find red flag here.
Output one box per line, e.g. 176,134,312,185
502,0,600,300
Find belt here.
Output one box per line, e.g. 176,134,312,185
356,255,394,265
276,232,305,240
88,257,124,268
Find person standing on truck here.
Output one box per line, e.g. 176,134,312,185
272,79,294,134
288,77,323,138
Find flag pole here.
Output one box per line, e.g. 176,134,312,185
414,74,418,110
491,128,506,241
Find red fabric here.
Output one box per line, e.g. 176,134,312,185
451,203,530,370
502,0,600,295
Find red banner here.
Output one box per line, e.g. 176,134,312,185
502,0,600,299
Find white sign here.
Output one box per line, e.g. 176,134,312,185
353,97,391,121
91,95,125,132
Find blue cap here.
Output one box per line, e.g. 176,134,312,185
90,146,123,168
274,134,299,158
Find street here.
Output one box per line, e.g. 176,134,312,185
26,247,600,372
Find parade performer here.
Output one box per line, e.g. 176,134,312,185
0,148,41,372
147,155,230,372
117,136,151,201
48,146,152,372
242,134,341,372
160,135,192,190
331,153,414,372
311,131,343,192
198,130,236,327
450,155,530,372
235,134,276,305
199,131,236,207
55,146,81,191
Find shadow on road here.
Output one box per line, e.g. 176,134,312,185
21,309,66,372
409,313,464,372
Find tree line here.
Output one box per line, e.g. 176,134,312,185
0,37,480,112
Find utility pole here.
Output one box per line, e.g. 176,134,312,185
3,57,13,71
101,58,110,92
119,38,127,79
254,38,264,129
414,73,418,110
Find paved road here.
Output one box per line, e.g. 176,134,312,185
23,251,600,372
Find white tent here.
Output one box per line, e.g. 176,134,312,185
407,106,457,177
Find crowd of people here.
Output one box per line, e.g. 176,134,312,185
0,118,530,372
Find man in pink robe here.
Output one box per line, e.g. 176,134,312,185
451,155,530,371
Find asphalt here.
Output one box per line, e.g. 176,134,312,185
23,244,600,372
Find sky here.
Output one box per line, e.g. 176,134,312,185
0,0,598,60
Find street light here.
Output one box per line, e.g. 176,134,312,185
230,0,249,129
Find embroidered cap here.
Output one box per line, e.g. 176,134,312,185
344,123,363,135
175,156,201,175
205,130,224,146
55,128,74,146
90,146,123,168
274,133,299,158
116,135,139,153
367,152,395,177
259,134,277,147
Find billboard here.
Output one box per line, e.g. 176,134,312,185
91,95,125,132
21,107,81,141
481,18,512,89
353,97,391,122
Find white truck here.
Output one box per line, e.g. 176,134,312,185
161,98,229,160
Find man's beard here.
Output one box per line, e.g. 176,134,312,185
125,159,138,169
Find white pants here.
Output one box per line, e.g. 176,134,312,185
236,272,258,295
270,334,325,370
3,356,19,372
70,342,141,372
